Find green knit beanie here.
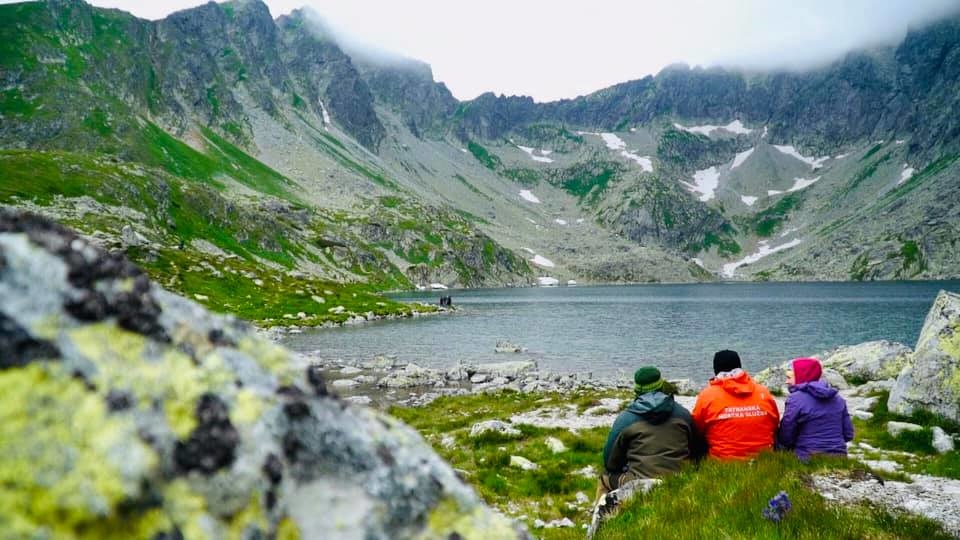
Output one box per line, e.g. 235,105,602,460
634,366,663,396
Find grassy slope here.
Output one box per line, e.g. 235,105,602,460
392,389,956,539
0,149,429,325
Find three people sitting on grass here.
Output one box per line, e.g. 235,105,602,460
601,351,854,490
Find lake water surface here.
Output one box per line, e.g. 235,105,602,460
280,281,960,383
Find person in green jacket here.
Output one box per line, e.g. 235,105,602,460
599,366,703,495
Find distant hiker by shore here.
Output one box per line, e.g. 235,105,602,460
438,296,453,307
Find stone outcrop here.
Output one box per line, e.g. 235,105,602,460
889,291,960,422
0,210,526,539
821,341,913,382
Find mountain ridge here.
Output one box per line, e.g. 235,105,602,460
2,0,960,302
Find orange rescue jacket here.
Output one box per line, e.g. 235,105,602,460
692,370,780,460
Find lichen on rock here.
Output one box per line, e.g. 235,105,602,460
0,209,527,539
889,290,960,422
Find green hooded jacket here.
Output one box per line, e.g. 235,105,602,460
601,392,701,487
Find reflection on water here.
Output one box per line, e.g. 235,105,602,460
280,281,960,382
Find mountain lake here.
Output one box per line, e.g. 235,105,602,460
280,281,960,383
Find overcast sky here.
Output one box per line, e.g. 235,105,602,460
5,0,959,102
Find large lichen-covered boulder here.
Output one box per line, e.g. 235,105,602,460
889,291,960,422
820,340,912,382
0,210,526,540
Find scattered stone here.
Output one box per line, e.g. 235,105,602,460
345,395,372,406
813,472,960,537
328,305,346,314
340,366,363,375
120,224,148,247
584,398,624,416
311,295,325,304
932,427,955,454
572,465,597,478
441,435,456,449
495,340,526,353
575,491,590,505
863,459,902,473
887,421,924,437
852,411,874,420
331,378,359,389
545,436,567,453
510,456,538,470
470,420,521,438
471,373,489,384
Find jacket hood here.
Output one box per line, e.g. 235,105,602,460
709,369,757,397
791,380,838,400
626,391,674,424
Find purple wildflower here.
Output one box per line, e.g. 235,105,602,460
762,491,792,523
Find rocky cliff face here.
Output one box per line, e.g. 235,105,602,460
454,15,960,159
0,209,528,539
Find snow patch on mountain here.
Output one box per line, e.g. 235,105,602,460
741,195,758,206
731,148,755,170
318,100,332,128
577,132,653,172
531,255,555,268
774,145,829,169
674,120,753,136
517,144,554,163
554,218,567,225
899,165,915,185
519,190,541,203
682,166,721,202
722,239,803,278
767,175,819,196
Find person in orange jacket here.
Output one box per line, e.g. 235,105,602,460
692,350,780,460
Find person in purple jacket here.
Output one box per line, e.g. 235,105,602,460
778,357,854,460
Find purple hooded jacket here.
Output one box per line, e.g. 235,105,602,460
778,381,854,459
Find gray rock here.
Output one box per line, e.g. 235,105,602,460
470,373,489,384
852,410,874,420
545,436,567,454
889,291,960,422
822,368,850,390
887,421,924,437
509,455,538,470
0,210,526,539
821,341,913,382
120,224,148,247
331,378,359,389
472,360,536,379
932,427,955,454
470,420,521,438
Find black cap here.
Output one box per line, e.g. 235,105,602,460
713,350,742,375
